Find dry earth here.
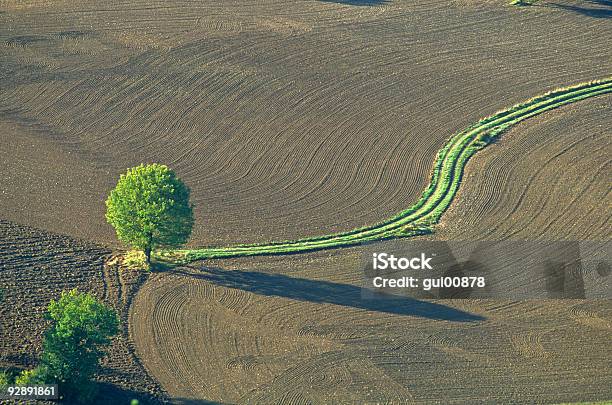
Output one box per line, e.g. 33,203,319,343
1,0,611,403
132,250,612,404
437,96,612,241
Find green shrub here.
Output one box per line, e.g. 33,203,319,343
122,250,149,271
14,368,45,385
0,370,10,390
40,289,119,403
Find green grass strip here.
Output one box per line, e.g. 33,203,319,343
160,78,612,263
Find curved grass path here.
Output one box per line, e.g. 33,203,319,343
161,78,612,263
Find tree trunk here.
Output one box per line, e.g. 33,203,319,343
144,232,153,265
144,245,152,265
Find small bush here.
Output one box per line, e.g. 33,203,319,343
40,289,119,403
14,368,45,385
0,370,10,390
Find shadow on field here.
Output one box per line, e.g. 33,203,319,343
175,267,484,322
95,382,161,405
319,0,390,6
547,1,612,18
587,0,612,6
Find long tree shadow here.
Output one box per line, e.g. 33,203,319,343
94,382,162,405
175,267,484,322
548,1,612,18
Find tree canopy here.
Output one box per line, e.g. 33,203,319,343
106,163,194,263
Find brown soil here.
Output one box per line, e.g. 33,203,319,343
132,250,612,404
1,0,611,403
0,220,167,404
437,96,612,241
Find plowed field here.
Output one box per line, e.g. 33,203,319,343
1,0,611,403
132,251,612,404
1,0,610,246
438,96,612,241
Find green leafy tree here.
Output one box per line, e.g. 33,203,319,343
105,163,194,264
40,289,119,403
